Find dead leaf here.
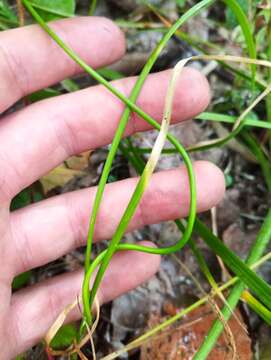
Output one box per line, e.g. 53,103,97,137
40,164,85,194
141,303,252,360
65,151,91,171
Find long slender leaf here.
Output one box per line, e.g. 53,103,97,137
223,0,256,79
190,218,271,311
197,112,271,130
194,209,271,359
242,290,271,326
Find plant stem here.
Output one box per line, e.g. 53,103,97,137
81,0,215,276
23,0,215,326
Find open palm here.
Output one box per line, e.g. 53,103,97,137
0,16,225,358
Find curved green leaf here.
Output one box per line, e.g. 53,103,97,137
223,0,256,79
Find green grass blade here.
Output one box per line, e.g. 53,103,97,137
88,0,97,16
97,67,123,81
0,0,17,23
187,82,271,153
194,209,271,359
242,290,271,326
85,59,197,322
119,140,144,172
82,0,215,275
197,112,271,130
266,26,271,148
189,218,271,311
223,0,256,80
188,238,220,291
119,135,271,359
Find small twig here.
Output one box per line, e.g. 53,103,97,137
16,0,25,26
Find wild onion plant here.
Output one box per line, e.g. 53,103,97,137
20,0,271,358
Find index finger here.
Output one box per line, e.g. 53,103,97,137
0,16,125,112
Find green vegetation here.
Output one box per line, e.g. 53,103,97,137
3,0,270,358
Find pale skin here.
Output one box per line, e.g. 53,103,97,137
0,16,225,359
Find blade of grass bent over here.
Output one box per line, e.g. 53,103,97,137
79,0,215,276
81,0,215,277
84,59,192,323
22,0,215,321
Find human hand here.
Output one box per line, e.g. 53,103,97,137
0,17,225,358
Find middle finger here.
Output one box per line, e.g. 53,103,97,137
0,68,210,200
9,162,225,275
